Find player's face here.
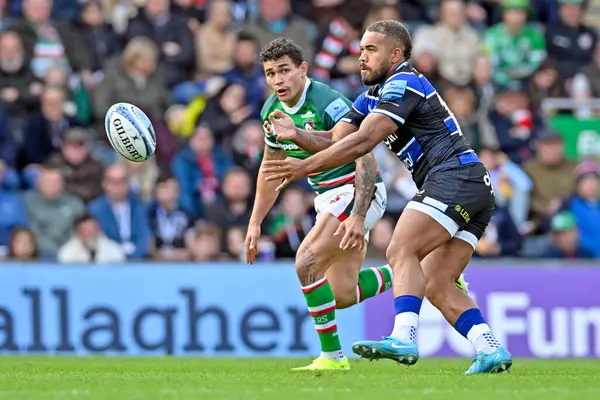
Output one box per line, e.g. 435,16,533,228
263,56,308,103
359,31,395,86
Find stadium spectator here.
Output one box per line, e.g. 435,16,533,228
562,159,600,258
471,55,496,119
10,0,93,83
25,164,85,258
0,106,17,169
124,0,195,88
488,89,543,164
242,0,316,66
89,163,151,260
444,86,482,150
522,130,577,233
190,221,223,261
474,205,523,257
571,41,600,104
7,226,37,261
119,157,159,203
527,58,562,114
205,166,253,236
57,212,126,263
484,0,546,90
171,0,206,29
310,0,365,98
221,32,266,117
545,0,597,89
225,225,246,260
543,210,594,258
194,0,236,79
196,81,253,145
148,173,195,261
479,146,532,232
47,127,105,204
76,0,122,78
0,162,28,257
21,87,74,170
0,30,42,131
93,37,171,122
171,125,233,216
413,0,481,87
231,120,264,180
410,40,445,95
268,185,313,259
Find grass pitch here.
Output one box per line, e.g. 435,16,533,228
0,357,599,400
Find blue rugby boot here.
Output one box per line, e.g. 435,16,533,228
352,337,418,366
465,346,513,375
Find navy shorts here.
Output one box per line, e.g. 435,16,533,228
406,163,496,249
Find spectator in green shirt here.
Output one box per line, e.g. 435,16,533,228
484,0,546,90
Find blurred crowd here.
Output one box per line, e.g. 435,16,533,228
0,0,599,264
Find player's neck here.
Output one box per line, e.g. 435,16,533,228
505,23,523,36
383,59,407,82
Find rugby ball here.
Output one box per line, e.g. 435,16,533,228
104,102,156,162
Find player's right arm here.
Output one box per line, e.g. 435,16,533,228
245,143,287,264
267,104,365,154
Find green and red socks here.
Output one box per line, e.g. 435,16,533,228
356,265,393,304
302,277,344,361
302,265,393,361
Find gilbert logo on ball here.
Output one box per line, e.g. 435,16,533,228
105,102,156,162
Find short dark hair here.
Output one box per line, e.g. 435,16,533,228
156,171,176,185
237,31,258,46
258,37,304,67
74,212,96,228
366,20,413,60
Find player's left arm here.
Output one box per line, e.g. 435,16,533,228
300,112,396,174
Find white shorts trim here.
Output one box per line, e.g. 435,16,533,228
454,230,479,250
405,200,459,236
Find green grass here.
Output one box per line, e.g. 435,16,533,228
0,357,599,399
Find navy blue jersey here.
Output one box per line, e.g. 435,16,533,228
341,61,479,187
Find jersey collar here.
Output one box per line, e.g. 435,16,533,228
281,78,311,114
394,61,409,72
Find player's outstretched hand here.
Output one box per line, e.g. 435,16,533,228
268,110,297,142
334,214,366,251
245,223,261,264
262,157,307,192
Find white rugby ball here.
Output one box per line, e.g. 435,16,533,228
104,102,156,162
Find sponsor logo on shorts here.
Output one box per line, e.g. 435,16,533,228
330,193,347,204
455,205,470,223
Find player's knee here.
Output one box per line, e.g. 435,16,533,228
295,246,325,286
385,239,418,267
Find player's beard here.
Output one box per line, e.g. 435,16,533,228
361,58,391,86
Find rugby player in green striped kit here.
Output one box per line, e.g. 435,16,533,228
244,38,465,371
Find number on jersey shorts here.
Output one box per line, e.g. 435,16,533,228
314,182,387,241
405,163,496,250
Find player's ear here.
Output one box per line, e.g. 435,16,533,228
299,61,309,76
391,47,404,64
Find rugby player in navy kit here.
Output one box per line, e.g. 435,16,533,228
262,20,513,374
